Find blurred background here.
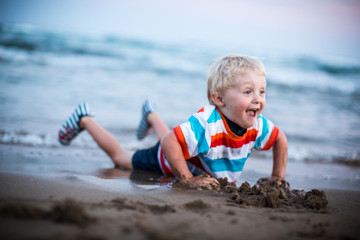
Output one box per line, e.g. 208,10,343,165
0,0,359,186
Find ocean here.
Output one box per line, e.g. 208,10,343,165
0,23,359,190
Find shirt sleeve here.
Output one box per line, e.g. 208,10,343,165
173,124,192,159
173,109,210,159
254,115,279,151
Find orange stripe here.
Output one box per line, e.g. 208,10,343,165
261,126,279,150
197,107,204,113
173,126,191,159
211,129,258,148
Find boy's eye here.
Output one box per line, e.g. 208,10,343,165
260,90,265,94
244,90,251,94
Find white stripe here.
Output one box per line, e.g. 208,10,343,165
68,117,76,129
157,146,165,174
83,103,88,115
262,120,274,149
211,171,243,182
73,112,79,123
201,105,216,117
71,114,80,129
180,121,198,157
164,158,171,170
254,117,263,139
180,114,226,158
79,104,85,115
206,143,253,160
75,108,81,118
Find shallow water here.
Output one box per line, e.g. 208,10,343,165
1,144,359,192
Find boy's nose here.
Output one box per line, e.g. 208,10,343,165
252,93,261,103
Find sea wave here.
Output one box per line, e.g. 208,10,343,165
0,24,178,59
0,30,124,59
297,56,360,75
0,24,205,79
0,130,58,147
1,23,359,77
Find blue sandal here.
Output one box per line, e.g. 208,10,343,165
58,102,94,145
136,99,156,140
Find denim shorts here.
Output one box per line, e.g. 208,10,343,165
131,141,163,174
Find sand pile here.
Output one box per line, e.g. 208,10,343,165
219,177,328,209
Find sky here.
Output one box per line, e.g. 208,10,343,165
1,0,360,57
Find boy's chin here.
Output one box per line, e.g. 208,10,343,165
241,119,256,129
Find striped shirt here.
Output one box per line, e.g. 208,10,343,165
158,105,279,183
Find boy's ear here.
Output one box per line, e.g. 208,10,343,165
211,92,225,107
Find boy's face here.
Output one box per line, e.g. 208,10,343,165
214,72,266,129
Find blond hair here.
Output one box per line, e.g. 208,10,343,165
207,54,266,104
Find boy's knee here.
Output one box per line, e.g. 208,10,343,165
111,152,133,169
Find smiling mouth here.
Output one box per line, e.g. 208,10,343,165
246,109,259,117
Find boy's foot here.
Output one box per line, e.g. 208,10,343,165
136,99,156,140
58,102,94,145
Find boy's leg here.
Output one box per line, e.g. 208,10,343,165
147,113,170,140
80,116,134,169
58,103,133,169
136,99,170,140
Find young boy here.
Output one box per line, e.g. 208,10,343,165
58,54,288,190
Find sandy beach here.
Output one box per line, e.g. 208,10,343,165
0,170,359,240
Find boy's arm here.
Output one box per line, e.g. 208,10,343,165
271,129,288,180
160,131,220,189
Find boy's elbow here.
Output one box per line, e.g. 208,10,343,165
160,131,184,160
160,131,175,150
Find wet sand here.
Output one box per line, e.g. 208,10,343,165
0,172,359,240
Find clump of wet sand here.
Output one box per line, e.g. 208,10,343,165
182,199,211,211
111,198,176,214
48,198,97,226
219,177,328,210
0,198,96,227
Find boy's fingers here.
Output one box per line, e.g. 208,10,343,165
210,183,219,190
206,178,220,190
187,176,220,190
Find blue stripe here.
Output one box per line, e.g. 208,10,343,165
67,118,74,129
78,104,84,115
75,109,81,118
70,114,79,128
200,153,250,172
207,108,221,124
255,116,269,149
83,103,87,115
188,115,209,154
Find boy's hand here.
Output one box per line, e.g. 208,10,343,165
258,176,290,188
268,175,289,188
184,175,220,190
